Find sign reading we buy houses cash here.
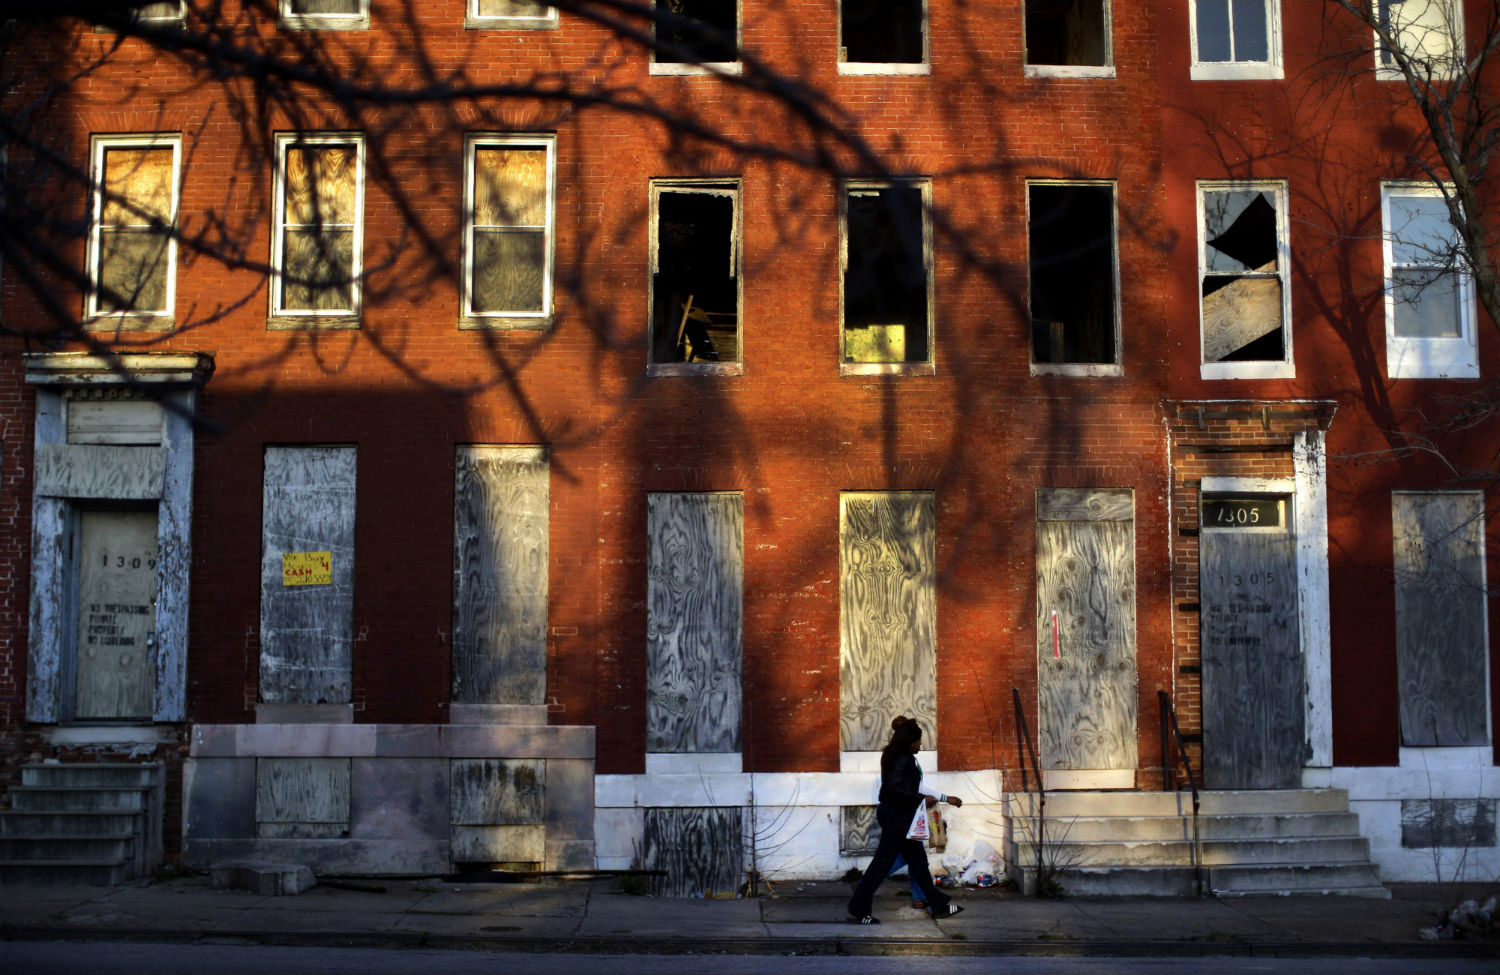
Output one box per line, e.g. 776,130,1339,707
283,552,332,586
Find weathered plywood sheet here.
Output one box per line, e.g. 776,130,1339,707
256,758,351,839
1393,493,1489,747
840,493,937,751
642,807,744,898
1035,495,1137,771
260,446,356,705
74,508,157,720
449,759,545,825
1201,531,1303,789
452,446,549,706
647,493,743,754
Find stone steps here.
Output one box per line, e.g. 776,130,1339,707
0,764,161,886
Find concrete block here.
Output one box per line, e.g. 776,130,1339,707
210,860,317,896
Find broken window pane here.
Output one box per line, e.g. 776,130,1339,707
1195,0,1270,63
1028,184,1116,365
841,0,925,64
651,184,740,365
1025,0,1111,67
843,183,930,365
655,0,738,63
1200,187,1285,363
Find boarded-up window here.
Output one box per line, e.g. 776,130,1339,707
1200,183,1289,372
840,492,936,751
274,136,362,314
88,139,177,318
1393,492,1489,747
1029,183,1118,368
654,0,738,63
842,182,931,367
467,139,553,320
650,182,740,366
1025,0,1111,67
840,0,925,64
647,493,743,753
259,446,356,705
1035,488,1137,771
452,446,549,706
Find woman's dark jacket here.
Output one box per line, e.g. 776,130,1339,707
877,751,925,819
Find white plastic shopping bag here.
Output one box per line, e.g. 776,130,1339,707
906,803,929,841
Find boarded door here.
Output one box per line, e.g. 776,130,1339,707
452,446,549,706
260,446,356,705
74,507,158,720
1035,489,1138,773
647,493,743,753
840,492,936,751
1200,495,1303,789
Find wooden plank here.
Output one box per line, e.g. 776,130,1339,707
259,446,356,705
449,759,546,825
1035,517,1138,771
642,807,743,898
1036,487,1133,522
646,493,743,753
1393,493,1488,747
839,492,937,752
452,446,549,706
1201,530,1303,788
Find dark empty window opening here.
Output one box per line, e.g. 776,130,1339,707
844,184,930,364
1029,184,1116,365
1025,0,1110,66
1202,188,1284,363
655,0,738,63
841,0,925,64
652,187,739,365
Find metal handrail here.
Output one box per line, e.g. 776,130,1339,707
1011,687,1046,896
1158,689,1204,897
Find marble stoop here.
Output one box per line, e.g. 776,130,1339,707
1003,788,1390,898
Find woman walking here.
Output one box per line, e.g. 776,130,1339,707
847,716,964,923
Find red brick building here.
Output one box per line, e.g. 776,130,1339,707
0,0,1494,892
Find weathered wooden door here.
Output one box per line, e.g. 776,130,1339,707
1035,489,1138,776
1200,495,1303,789
74,507,158,720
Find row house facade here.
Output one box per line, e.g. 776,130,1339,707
0,0,1494,893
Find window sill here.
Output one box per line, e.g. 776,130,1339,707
839,361,935,377
1024,64,1115,79
1030,362,1123,377
838,62,931,76
648,361,744,377
1190,63,1284,81
465,15,558,30
267,315,361,330
460,316,553,331
1200,360,1294,381
650,61,744,76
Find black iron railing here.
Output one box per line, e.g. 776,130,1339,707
1158,689,1204,897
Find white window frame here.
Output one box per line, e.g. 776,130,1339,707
462,134,556,328
1026,179,1122,377
1381,182,1477,379
280,0,370,31
647,179,743,377
1023,0,1115,79
85,134,181,325
270,132,366,324
1375,0,1464,81
837,0,931,76
1197,180,1293,380
839,178,936,377
1189,0,1283,80
466,0,558,30
650,0,743,75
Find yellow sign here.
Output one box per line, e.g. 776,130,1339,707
283,551,332,586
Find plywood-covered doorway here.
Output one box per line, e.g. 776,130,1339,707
73,506,158,721
1200,492,1303,789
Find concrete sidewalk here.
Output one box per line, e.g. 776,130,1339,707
1,874,1496,959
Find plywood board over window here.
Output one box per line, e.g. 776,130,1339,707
1035,488,1137,774
840,492,936,751
1393,492,1489,747
452,446,549,706
647,493,743,754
